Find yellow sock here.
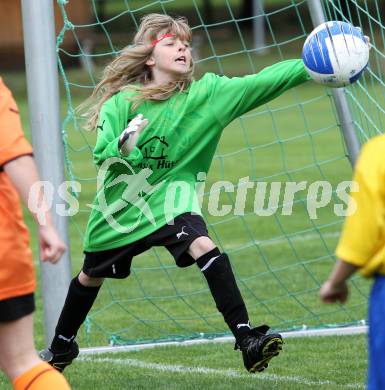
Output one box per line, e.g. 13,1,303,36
12,362,70,390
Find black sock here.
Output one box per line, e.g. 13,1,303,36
196,248,250,343
51,276,101,352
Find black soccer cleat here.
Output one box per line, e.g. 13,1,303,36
39,341,79,372
235,325,283,373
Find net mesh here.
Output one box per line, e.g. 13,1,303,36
55,0,384,346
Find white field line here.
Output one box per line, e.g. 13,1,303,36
80,326,367,355
78,355,364,389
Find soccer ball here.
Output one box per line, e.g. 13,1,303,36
302,21,369,88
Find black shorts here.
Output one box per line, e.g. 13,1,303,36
0,293,35,322
83,212,209,278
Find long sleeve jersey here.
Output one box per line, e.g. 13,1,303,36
84,59,310,251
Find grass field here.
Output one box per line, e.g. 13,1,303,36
0,334,368,389
1,63,373,388
2,3,384,387
102,0,301,16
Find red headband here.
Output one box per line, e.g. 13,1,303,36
151,33,174,46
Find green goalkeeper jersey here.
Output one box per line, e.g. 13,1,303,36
83,59,310,251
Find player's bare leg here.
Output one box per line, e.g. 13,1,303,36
0,313,70,389
0,314,40,380
187,236,216,259
78,271,104,287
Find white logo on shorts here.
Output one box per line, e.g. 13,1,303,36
176,226,189,239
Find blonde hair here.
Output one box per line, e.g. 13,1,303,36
83,13,194,131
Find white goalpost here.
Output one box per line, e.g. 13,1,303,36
21,0,72,345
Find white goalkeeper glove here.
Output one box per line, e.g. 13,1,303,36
118,114,149,156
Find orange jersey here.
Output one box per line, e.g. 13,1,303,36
0,77,35,301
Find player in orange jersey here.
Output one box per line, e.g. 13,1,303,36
0,77,70,390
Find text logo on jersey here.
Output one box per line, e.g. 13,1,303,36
89,157,164,233
136,136,176,170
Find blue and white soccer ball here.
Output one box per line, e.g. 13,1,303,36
302,21,369,88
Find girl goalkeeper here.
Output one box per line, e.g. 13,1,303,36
41,13,310,373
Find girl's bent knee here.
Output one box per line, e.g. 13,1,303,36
78,271,104,287
188,237,217,260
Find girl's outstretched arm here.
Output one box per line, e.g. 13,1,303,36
206,59,311,128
